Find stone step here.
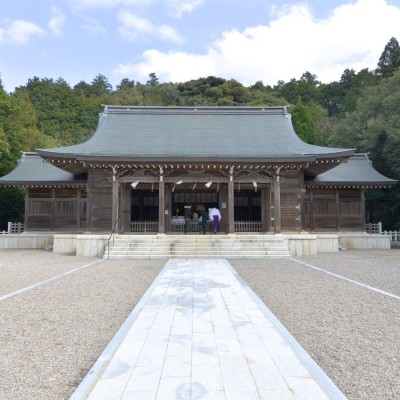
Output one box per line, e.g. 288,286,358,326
104,234,290,259
110,243,287,249
104,253,290,259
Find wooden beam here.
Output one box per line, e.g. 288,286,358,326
273,171,282,234
228,172,234,234
111,169,119,233
158,179,165,233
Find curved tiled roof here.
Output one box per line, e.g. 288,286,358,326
37,106,353,162
0,153,86,186
311,154,397,187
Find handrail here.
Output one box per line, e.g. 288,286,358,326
107,218,120,259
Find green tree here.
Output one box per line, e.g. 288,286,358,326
376,37,400,78
116,78,135,91
89,74,113,96
274,72,321,105
291,100,316,144
147,73,159,86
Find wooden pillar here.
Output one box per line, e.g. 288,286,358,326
228,168,234,233
165,185,172,232
76,188,81,232
111,167,119,233
273,170,282,234
86,171,93,233
158,167,165,233
309,188,314,232
336,189,340,231
261,187,271,232
24,188,29,231
299,172,305,231
50,188,55,231
361,188,366,232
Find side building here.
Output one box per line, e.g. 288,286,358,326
0,106,396,234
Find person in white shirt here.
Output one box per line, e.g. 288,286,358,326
209,207,221,234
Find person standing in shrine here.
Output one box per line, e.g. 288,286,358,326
183,203,193,234
197,205,209,234
209,207,221,234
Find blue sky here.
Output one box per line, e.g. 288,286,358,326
1,0,400,92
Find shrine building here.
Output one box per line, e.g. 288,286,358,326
0,106,396,237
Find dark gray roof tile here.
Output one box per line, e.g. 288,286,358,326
0,153,86,186
312,154,397,186
37,106,353,161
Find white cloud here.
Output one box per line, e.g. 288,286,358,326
70,0,152,10
165,0,205,18
114,49,216,82
48,7,65,36
0,20,46,44
113,0,400,85
81,18,107,35
117,11,184,43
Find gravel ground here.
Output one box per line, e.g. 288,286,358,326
0,250,164,400
0,249,399,400
232,249,400,400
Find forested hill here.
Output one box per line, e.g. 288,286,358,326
0,37,399,229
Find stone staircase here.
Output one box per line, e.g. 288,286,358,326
104,234,291,259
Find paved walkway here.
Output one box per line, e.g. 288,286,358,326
71,259,347,400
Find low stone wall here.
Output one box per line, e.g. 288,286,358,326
52,234,108,258
338,233,391,250
1,232,393,257
316,234,339,253
0,234,53,249
76,235,108,257
52,234,77,254
285,233,390,256
284,234,318,256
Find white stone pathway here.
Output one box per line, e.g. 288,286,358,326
72,259,347,400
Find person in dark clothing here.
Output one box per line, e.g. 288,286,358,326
197,205,209,234
183,203,192,234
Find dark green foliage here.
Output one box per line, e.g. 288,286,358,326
274,72,322,105
0,187,24,230
320,68,378,116
291,100,317,144
376,37,400,78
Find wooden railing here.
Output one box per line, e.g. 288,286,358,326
130,221,158,232
129,220,264,233
234,221,263,232
170,219,206,233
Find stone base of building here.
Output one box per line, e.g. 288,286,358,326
0,233,53,250
0,232,392,258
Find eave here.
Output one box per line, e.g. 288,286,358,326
38,151,354,175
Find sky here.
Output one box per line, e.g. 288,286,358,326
1,0,400,92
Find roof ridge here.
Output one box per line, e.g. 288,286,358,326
102,105,288,115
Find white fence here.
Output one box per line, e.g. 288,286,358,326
366,222,400,242
365,222,382,234
382,230,400,242
0,222,25,235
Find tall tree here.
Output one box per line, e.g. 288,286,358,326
146,73,159,86
376,37,400,78
89,74,113,96
274,72,321,105
291,100,316,144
